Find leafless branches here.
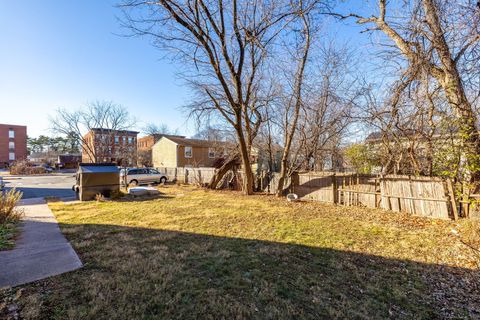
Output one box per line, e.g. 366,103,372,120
49,101,136,163
120,0,331,194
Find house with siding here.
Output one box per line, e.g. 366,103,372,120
137,134,186,167
152,136,227,168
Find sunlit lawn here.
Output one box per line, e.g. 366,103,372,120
1,185,479,319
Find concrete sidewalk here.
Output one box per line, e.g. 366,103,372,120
0,198,82,288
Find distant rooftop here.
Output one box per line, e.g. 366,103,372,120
0,123,27,128
139,133,186,140
89,128,139,135
163,136,228,148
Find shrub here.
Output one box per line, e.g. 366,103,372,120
9,160,46,175
95,193,106,202
0,189,23,225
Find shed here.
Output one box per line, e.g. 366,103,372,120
76,163,119,201
57,154,82,169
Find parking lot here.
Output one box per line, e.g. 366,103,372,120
1,173,76,199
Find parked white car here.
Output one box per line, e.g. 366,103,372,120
120,168,167,186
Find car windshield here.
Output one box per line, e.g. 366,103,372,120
150,169,159,174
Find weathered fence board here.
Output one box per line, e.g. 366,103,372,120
282,172,451,219
157,167,454,219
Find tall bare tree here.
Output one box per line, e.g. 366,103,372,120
120,0,329,194
341,0,480,182
50,100,136,163
275,1,313,196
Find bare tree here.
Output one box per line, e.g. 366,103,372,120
340,0,480,182
143,123,173,136
266,39,357,192
49,100,136,163
119,0,329,194
294,44,357,172
275,1,313,196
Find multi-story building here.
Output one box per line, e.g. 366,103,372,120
82,128,139,166
0,124,27,167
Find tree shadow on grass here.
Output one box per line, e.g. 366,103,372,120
3,222,480,319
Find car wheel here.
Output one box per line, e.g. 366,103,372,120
159,177,167,184
129,179,138,186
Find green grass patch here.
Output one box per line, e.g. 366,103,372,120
0,222,18,250
1,185,479,319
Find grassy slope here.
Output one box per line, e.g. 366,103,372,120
1,185,479,319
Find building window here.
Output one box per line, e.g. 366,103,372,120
8,130,14,138
185,146,192,158
9,152,15,161
208,148,215,158
123,136,127,143
115,136,119,144
9,141,15,150
128,137,133,144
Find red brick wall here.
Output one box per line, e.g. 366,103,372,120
137,135,156,151
81,129,138,165
0,124,27,166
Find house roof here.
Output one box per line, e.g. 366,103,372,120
90,128,139,135
78,163,119,173
365,126,463,142
163,136,228,148
365,132,383,141
138,134,186,141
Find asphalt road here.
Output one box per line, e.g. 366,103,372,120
1,173,77,199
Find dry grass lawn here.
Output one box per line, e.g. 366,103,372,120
1,185,479,319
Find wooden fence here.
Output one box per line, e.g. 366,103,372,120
157,167,456,220
156,167,217,185
263,172,455,220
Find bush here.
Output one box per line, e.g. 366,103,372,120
9,160,46,175
0,189,23,225
95,193,106,202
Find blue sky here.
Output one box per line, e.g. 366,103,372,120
0,0,376,138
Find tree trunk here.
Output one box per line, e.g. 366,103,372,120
208,156,238,189
275,12,311,196
422,0,480,182
276,156,289,196
440,77,480,181
235,126,254,195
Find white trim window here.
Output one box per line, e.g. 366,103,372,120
114,136,119,144
8,130,14,138
9,152,15,161
9,141,15,150
208,148,215,158
185,146,193,158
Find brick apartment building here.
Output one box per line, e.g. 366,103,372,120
82,128,139,166
0,124,27,167
137,134,185,167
